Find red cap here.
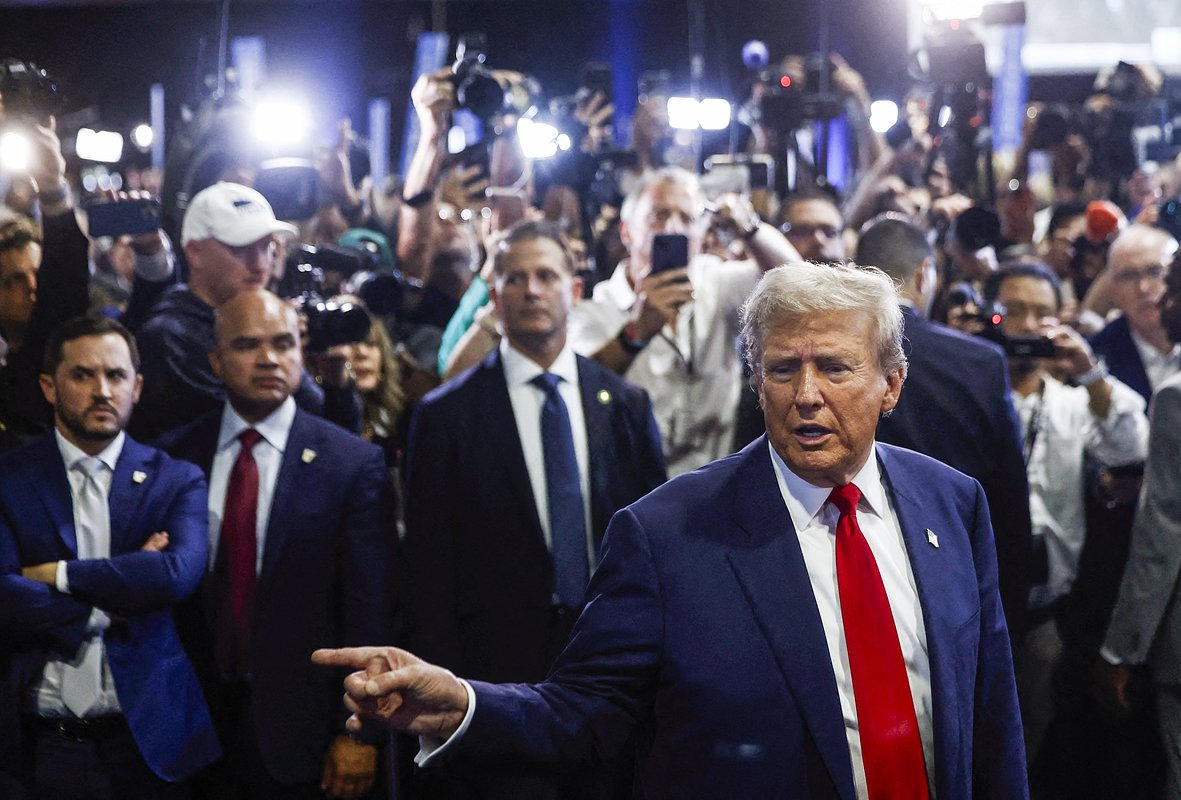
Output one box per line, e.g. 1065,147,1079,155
1084,200,1125,244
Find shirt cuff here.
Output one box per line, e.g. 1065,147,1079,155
414,679,476,767
55,561,69,593
1099,646,1130,666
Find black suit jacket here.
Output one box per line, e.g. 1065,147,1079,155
1090,314,1153,404
403,349,667,683
157,407,397,784
877,308,1033,636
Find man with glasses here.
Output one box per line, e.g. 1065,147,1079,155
569,167,798,475
1090,225,1180,404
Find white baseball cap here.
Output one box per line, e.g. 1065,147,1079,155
181,182,298,247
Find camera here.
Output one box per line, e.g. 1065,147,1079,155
0,59,63,124
970,302,1058,358
755,54,844,133
304,300,372,353
451,34,505,121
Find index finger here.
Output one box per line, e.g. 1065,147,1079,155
313,647,391,669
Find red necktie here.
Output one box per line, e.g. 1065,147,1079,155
215,428,263,680
829,483,929,800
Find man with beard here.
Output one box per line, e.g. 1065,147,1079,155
982,261,1148,771
0,315,217,798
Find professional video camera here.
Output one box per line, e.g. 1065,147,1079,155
0,59,64,124
754,54,844,133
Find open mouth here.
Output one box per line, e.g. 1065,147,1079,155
793,424,833,445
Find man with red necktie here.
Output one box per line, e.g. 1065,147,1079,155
159,290,395,800
316,260,1027,799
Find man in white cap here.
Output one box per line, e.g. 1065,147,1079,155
128,183,298,440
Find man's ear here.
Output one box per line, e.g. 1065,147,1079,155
39,373,57,407
571,275,584,303
208,348,222,381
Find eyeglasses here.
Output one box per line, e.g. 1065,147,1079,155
781,222,841,240
1111,265,1167,285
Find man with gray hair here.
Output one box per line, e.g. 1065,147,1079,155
315,261,1028,798
568,166,798,476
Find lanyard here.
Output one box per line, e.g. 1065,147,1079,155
1022,381,1045,469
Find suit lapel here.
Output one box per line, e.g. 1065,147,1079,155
723,438,857,800
480,351,545,538
258,409,314,588
108,437,153,553
876,444,964,799
576,357,613,553
28,435,77,555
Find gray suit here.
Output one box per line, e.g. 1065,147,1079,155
1104,371,1181,797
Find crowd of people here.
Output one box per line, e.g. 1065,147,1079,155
1,39,1181,800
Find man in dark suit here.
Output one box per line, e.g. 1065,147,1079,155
0,315,218,798
317,261,1027,798
858,215,1033,638
157,290,395,799
402,221,666,798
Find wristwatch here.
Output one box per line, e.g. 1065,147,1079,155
616,323,650,354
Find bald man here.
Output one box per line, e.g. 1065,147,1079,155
158,290,396,800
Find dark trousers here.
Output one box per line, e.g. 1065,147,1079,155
24,715,187,800
189,681,321,800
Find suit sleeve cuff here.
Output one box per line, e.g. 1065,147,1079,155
55,561,69,593
414,679,476,767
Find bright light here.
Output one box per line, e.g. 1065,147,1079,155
447,126,467,155
667,97,701,130
253,95,312,148
921,0,984,21
516,117,560,159
556,133,573,152
667,97,733,131
76,128,125,163
0,131,31,172
870,100,899,133
938,105,953,128
131,124,154,150
699,99,732,131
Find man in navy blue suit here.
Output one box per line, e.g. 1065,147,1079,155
859,215,1033,639
402,221,665,798
317,261,1028,799
0,315,218,799
158,290,395,799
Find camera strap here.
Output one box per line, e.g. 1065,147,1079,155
1022,380,1046,469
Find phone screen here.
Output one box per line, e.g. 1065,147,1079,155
651,233,689,275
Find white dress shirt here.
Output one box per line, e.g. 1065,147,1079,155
1131,329,1181,393
500,339,593,564
769,442,935,799
207,397,296,574
32,431,125,717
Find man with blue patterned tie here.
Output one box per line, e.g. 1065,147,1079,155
402,220,666,799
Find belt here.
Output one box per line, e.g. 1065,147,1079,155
30,714,129,743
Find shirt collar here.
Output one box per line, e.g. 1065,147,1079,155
1130,328,1181,367
769,439,887,529
55,428,125,473
499,338,580,390
595,262,638,311
218,396,296,453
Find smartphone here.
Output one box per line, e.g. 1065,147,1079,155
1003,336,1056,359
651,233,689,275
85,198,162,237
580,64,613,102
